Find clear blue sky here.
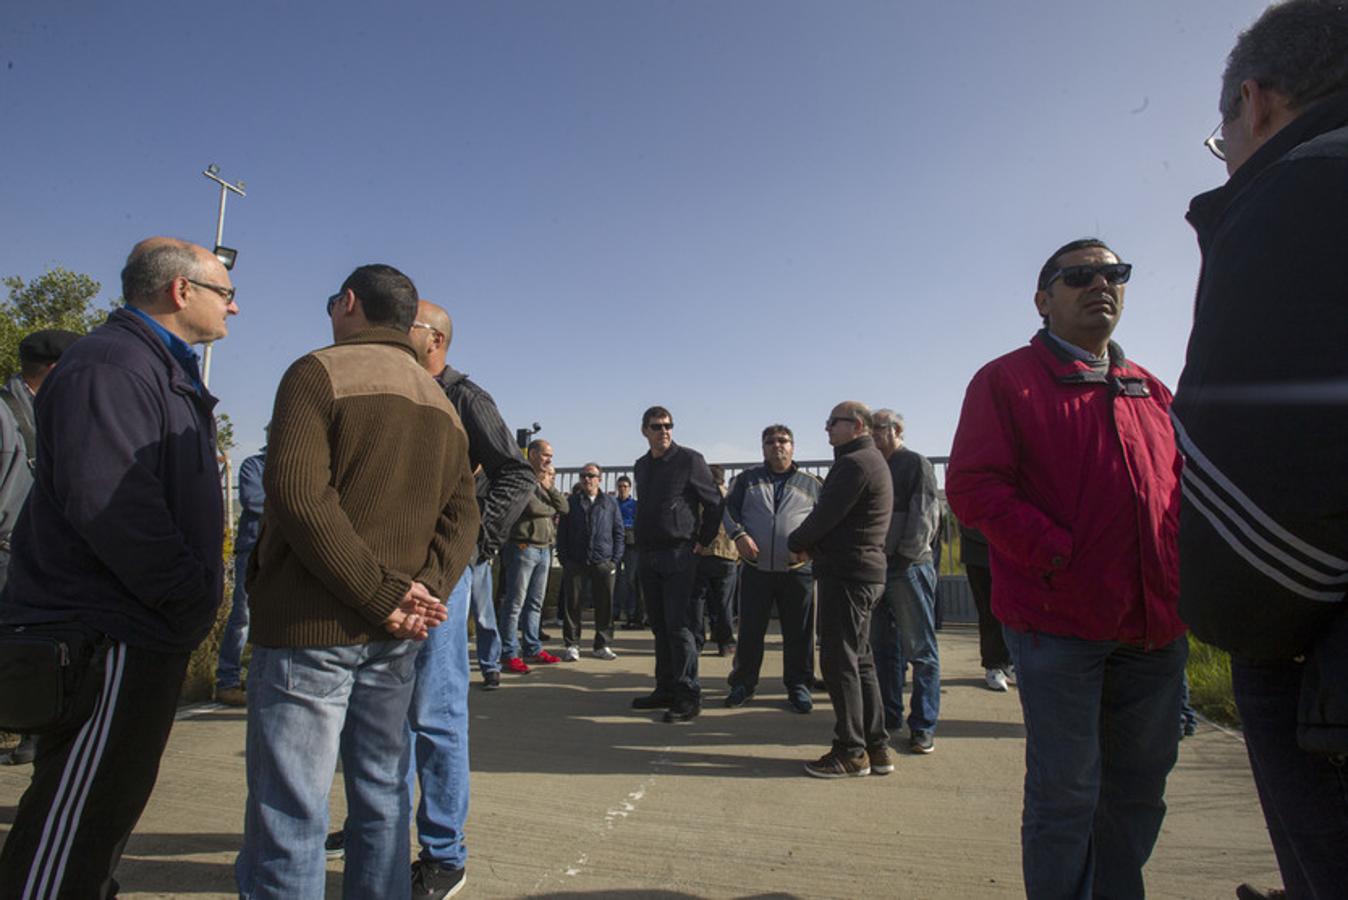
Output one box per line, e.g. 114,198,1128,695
0,0,1268,472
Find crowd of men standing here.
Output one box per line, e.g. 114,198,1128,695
1,2,1346,899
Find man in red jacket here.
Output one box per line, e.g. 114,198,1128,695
947,238,1186,900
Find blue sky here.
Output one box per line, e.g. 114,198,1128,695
0,0,1268,472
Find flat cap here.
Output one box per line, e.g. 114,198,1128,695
18,329,82,364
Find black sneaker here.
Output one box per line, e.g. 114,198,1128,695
631,692,674,710
481,671,501,690
411,859,466,899
909,730,935,754
787,686,813,714
724,685,753,708
324,830,344,860
663,702,701,724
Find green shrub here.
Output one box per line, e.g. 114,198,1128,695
1186,635,1239,727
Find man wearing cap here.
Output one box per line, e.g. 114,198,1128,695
0,330,81,766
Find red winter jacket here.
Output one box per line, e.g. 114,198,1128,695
946,332,1185,648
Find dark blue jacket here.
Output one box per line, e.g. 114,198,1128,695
0,309,224,654
557,491,625,566
235,449,266,555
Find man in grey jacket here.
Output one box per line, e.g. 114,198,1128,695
870,409,942,754
723,424,822,713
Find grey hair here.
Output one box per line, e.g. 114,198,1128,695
121,242,204,307
1220,0,1348,120
873,408,904,432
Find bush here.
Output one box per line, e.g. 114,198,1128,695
181,536,237,704
1186,635,1239,727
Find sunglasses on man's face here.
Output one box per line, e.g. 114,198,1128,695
646,422,673,432
1044,263,1132,290
581,472,601,480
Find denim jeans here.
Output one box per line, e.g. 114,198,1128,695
466,559,500,674
639,544,701,704
215,550,252,689
1231,656,1348,899
237,639,420,900
406,566,473,871
872,559,940,734
1004,628,1186,900
500,543,551,660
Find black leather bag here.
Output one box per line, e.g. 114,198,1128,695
0,621,107,734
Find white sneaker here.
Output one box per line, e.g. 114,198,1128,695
985,668,1009,692
563,646,581,662
592,646,618,660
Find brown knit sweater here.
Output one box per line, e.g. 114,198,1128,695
247,328,480,647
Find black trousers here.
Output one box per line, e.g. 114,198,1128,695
0,641,190,900
816,575,886,756
695,556,739,648
966,562,1011,671
639,544,701,705
730,565,815,691
562,561,616,650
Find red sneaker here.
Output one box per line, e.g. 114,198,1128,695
528,650,561,665
503,657,531,675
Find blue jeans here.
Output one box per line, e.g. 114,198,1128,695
236,639,420,900
466,559,500,674
1231,657,1348,899
1004,628,1186,900
215,551,252,689
500,544,551,660
873,559,940,734
406,566,472,870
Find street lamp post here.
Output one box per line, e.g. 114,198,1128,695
201,163,246,388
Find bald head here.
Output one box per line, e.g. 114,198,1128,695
826,400,872,447
409,299,454,375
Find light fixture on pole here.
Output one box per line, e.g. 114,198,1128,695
201,163,246,387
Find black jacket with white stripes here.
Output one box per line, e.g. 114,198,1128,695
1172,90,1348,661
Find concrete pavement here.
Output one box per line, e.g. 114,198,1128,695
0,625,1278,898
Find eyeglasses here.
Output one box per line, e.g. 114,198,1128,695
1042,263,1132,289
645,422,673,432
825,416,855,429
580,472,601,480
1204,121,1227,161
411,321,438,333
326,291,344,315
187,278,236,303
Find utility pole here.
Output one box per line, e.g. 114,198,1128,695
200,163,246,388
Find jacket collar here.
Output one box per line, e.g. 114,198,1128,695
436,363,468,390
833,434,876,459
333,326,419,358
108,309,219,410
1188,89,1348,236
1030,330,1151,396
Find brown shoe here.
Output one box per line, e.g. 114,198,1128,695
867,744,895,775
216,686,247,707
804,750,871,779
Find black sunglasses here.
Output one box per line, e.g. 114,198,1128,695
580,472,601,479
645,422,673,431
1043,263,1132,289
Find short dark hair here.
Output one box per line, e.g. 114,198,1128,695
121,241,204,307
1221,0,1348,121
340,264,418,332
642,405,673,428
616,475,631,486
761,424,793,443
527,438,550,455
1036,238,1115,291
